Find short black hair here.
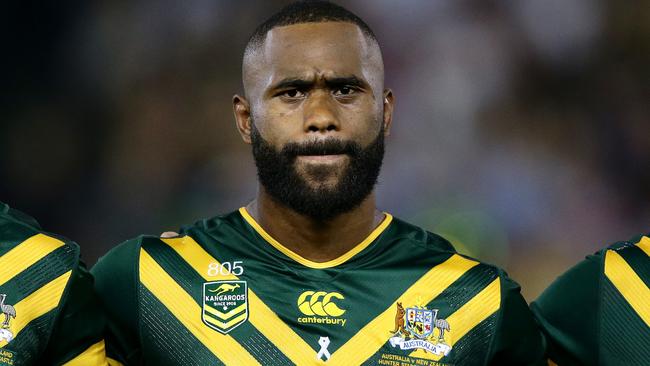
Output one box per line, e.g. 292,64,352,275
245,0,378,54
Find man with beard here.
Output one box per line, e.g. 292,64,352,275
92,1,544,365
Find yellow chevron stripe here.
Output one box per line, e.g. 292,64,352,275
107,358,124,366
204,312,248,330
139,249,260,365
0,271,72,348
636,236,650,257
106,357,124,366
409,278,501,360
162,237,323,365
62,340,109,366
604,250,650,327
204,303,247,320
248,294,323,365
161,237,237,280
326,254,479,364
0,233,65,286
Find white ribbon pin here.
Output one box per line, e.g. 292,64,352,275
316,336,331,361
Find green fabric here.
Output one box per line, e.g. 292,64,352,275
532,234,650,365
0,202,106,366
490,274,546,366
94,210,544,365
38,265,106,365
92,238,142,366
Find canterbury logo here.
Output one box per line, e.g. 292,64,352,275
297,291,346,317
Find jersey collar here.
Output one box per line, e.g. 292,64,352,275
238,207,393,269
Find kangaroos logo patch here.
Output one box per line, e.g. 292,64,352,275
202,281,248,334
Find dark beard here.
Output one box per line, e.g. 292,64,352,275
250,124,384,221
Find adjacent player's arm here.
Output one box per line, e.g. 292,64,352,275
530,254,601,366
37,263,110,365
487,273,546,366
92,239,143,366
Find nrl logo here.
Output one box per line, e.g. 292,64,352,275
388,302,452,357
0,294,16,343
202,281,248,334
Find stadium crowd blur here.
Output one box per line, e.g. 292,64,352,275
1,0,648,300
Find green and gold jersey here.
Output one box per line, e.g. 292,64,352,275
93,208,544,366
532,234,650,366
0,202,108,366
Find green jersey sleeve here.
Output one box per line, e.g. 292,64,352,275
40,264,109,366
91,238,142,366
530,254,600,365
488,272,546,366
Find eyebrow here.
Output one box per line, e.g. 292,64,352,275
267,75,369,93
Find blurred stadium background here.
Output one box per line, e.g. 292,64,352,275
1,0,648,300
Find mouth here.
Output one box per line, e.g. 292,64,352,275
296,154,348,163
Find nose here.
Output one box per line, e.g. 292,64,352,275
303,91,340,133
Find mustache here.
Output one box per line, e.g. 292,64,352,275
281,139,362,158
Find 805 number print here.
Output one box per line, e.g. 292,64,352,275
207,261,244,277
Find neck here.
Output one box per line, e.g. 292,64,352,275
245,186,385,263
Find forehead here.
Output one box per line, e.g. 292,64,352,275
261,22,374,83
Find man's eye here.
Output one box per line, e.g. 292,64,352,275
281,89,305,98
333,87,355,96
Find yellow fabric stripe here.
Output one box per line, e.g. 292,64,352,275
604,250,650,327
248,294,323,365
139,249,260,365
0,233,65,286
204,303,247,320
62,340,109,366
239,207,393,269
0,271,72,348
204,313,248,329
636,236,650,257
409,278,501,360
107,358,124,366
160,237,237,280
327,254,479,364
163,237,322,365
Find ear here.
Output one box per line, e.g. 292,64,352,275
233,94,252,144
382,89,394,136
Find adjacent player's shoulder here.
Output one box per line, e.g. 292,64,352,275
0,201,80,264
532,233,650,365
92,211,237,279
533,233,649,307
601,232,650,257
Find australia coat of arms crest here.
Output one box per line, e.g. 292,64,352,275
389,302,452,357
0,294,16,343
